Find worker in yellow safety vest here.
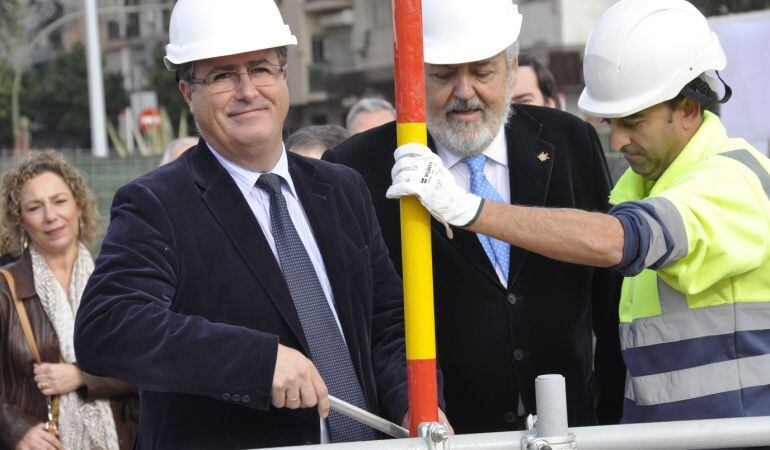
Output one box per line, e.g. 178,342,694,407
387,0,770,423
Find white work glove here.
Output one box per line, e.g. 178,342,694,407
386,143,484,236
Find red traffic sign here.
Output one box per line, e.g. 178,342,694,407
138,107,163,132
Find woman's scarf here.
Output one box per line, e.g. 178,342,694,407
30,242,119,450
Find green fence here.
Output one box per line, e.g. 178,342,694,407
1,149,162,252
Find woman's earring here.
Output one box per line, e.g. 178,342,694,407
20,231,29,252
79,217,84,238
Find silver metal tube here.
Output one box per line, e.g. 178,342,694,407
573,417,770,450
329,395,411,439
84,0,109,157
535,374,569,437
265,437,428,450
263,416,770,450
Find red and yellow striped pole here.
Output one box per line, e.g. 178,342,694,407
392,0,438,436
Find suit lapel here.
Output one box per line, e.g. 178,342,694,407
188,144,309,353
288,156,362,362
505,107,555,288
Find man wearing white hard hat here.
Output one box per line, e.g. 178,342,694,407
74,0,413,447
327,0,625,432
387,0,770,424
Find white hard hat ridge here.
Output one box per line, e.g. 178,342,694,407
164,0,298,71
422,0,522,65
578,0,726,118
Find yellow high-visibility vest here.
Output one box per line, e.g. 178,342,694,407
609,111,770,423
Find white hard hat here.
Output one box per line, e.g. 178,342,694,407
578,0,725,118
164,0,297,70
422,0,522,65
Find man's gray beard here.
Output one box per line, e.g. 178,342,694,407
427,81,514,157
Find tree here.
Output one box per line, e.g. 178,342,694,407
22,43,129,148
0,62,15,147
0,0,22,57
146,43,192,134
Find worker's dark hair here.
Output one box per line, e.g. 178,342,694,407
667,72,732,115
517,53,558,104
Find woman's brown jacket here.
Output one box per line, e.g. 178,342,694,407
0,251,139,450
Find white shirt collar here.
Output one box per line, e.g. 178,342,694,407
207,143,298,198
435,125,508,169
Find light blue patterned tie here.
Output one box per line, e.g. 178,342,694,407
463,155,510,284
256,173,375,443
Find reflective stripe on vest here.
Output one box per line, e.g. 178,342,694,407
621,278,770,405
630,197,689,269
719,149,770,199
622,149,770,415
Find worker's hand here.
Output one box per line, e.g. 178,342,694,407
34,363,85,396
272,344,329,419
15,423,63,450
400,408,455,436
387,143,483,228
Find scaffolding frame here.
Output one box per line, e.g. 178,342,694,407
266,375,770,450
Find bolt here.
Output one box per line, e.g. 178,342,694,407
530,438,552,450
430,425,450,442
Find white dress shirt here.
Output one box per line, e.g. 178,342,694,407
209,144,341,442
435,126,510,285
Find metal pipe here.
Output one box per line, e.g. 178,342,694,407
391,0,438,436
571,417,770,450
83,0,108,157
264,417,770,450
329,395,410,438
535,374,569,438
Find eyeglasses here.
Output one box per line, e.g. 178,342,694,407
188,63,286,94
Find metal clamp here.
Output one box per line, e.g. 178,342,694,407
418,422,451,450
521,413,576,450
521,433,577,450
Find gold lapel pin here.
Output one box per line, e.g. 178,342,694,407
537,151,550,162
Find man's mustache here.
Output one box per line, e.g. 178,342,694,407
444,97,486,116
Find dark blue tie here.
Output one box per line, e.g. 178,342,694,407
256,173,375,442
463,155,510,284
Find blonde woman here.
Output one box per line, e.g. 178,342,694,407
0,151,137,450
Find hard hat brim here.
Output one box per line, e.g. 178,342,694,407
164,36,297,71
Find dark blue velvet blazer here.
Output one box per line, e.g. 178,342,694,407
75,141,408,449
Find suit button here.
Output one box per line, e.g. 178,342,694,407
221,393,231,401
232,394,241,402
514,349,524,361
507,293,517,305
504,411,517,423
242,395,251,403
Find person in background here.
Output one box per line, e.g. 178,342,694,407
345,98,396,135
286,125,349,160
0,151,138,450
388,0,770,427
326,0,624,433
159,136,199,166
512,53,559,109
